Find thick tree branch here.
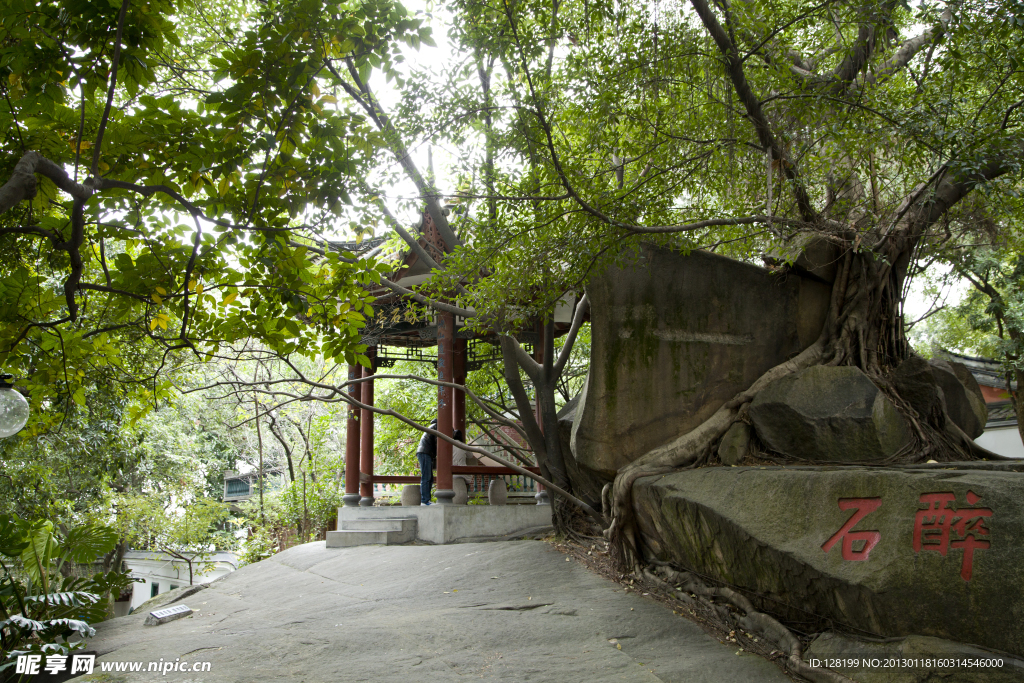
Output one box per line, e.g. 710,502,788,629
0,152,91,214
91,0,131,177
552,292,589,377
0,224,61,245
689,0,819,223
853,8,952,89
376,277,476,318
77,283,153,302
499,335,547,460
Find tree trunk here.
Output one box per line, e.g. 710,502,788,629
499,318,587,535
1012,368,1024,449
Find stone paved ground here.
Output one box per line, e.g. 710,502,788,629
81,540,791,682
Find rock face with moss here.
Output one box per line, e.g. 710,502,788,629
632,464,1024,658
748,365,913,462
571,246,831,481
893,355,989,438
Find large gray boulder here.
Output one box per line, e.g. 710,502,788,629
632,464,1024,658
893,355,944,422
892,355,989,439
749,365,913,462
930,358,988,438
717,422,751,466
572,245,830,482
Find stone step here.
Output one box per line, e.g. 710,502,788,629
325,530,390,547
326,517,417,547
341,518,416,533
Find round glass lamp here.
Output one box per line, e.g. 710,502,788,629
0,376,29,438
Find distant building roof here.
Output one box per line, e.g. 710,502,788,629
335,209,582,357
223,468,287,503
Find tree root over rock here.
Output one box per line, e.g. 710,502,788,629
605,340,826,569
641,565,855,683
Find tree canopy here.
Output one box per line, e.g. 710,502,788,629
3,0,1024,551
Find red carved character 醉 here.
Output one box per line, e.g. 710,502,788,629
914,490,991,581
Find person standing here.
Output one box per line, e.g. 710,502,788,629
416,419,438,505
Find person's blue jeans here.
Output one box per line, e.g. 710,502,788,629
417,452,434,505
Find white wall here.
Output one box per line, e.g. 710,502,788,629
124,551,237,612
976,426,1024,459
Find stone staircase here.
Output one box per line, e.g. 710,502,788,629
325,517,417,547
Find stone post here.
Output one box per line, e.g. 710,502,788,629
359,348,376,506
343,364,362,507
435,312,455,505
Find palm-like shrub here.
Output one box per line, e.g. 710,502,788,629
0,516,133,678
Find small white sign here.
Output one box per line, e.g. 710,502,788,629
150,604,190,619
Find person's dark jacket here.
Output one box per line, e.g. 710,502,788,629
417,428,437,458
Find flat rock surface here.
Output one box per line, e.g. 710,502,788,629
80,541,789,682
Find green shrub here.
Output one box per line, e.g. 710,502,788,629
0,516,134,677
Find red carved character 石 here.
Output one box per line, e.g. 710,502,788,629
822,498,883,561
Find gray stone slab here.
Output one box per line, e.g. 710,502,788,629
80,541,790,682
338,503,552,544
326,517,417,546
572,245,830,481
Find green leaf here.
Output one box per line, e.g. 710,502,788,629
61,525,118,564
0,515,29,557
21,522,58,585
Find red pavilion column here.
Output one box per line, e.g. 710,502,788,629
358,348,376,506
435,313,455,505
453,338,467,436
342,364,362,507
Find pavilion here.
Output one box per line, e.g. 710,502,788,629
335,210,579,508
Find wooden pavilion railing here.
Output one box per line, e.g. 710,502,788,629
361,465,541,485
361,466,543,495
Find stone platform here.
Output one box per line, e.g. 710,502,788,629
328,504,553,546
633,462,1024,658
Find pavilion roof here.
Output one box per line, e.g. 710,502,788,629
327,210,580,361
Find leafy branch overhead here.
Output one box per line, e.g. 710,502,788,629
3,0,1024,545
0,0,425,427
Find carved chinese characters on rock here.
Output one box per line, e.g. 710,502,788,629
914,490,992,581
821,491,992,581
822,498,882,561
